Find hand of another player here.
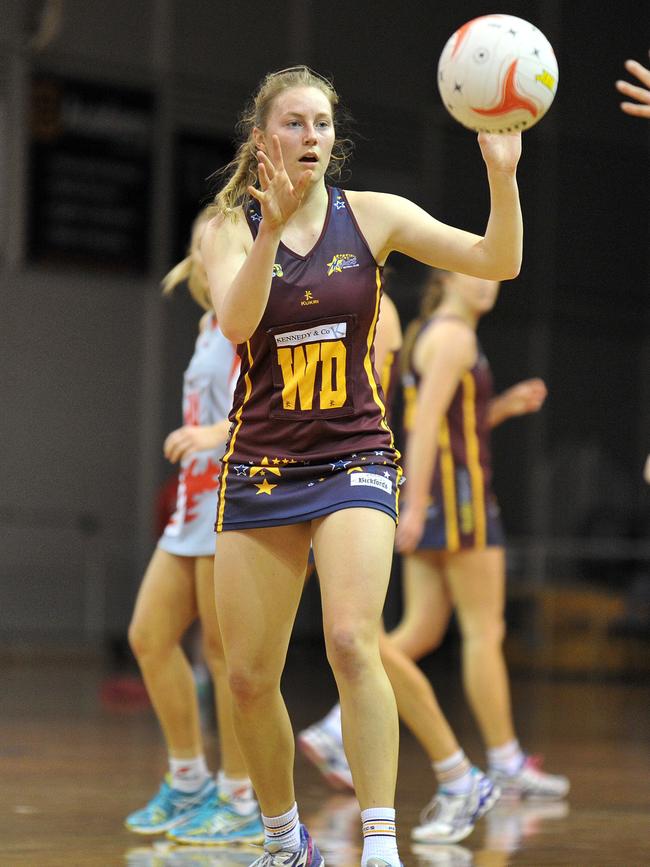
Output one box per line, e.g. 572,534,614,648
478,131,522,174
501,378,548,417
248,135,314,230
163,425,219,464
395,504,427,555
616,52,650,118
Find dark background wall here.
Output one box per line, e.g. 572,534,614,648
1,0,648,646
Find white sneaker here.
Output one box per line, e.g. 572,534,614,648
297,723,354,791
411,768,500,845
489,756,570,800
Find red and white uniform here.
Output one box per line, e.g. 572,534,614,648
160,315,238,556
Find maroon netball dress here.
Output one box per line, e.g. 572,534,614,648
402,316,504,551
215,187,402,532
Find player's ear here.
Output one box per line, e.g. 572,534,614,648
252,127,266,153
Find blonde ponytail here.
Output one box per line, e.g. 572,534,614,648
161,208,213,311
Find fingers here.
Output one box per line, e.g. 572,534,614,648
257,149,276,181
623,58,650,87
163,427,199,464
258,160,271,192
620,101,650,118
616,79,650,105
247,184,263,203
294,168,314,200
270,134,285,171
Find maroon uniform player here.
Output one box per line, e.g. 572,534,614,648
201,66,523,867
394,269,569,809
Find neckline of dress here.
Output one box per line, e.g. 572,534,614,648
278,186,335,260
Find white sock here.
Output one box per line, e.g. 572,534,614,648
262,802,301,852
217,770,257,815
433,749,474,795
320,703,343,744
169,755,210,793
361,807,400,866
487,739,525,776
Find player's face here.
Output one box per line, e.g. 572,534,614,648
448,273,500,314
259,86,335,184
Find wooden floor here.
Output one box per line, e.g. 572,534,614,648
1,645,649,867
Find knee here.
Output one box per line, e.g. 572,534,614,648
325,624,375,682
461,616,506,649
227,666,279,712
128,619,172,662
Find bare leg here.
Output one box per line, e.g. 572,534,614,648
389,550,453,660
445,547,515,748
313,508,398,810
213,524,311,815
378,633,459,762
194,555,248,779
128,547,200,757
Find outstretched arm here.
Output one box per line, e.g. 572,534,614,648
354,132,522,280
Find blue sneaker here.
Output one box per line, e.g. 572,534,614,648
125,775,217,835
249,824,324,866
167,795,264,846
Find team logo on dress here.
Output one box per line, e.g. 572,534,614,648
300,289,319,307
272,263,284,277
326,253,359,276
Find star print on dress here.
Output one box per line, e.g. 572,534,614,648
234,465,249,476
254,478,277,495
330,459,352,471
250,456,282,478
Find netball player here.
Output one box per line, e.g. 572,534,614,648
393,269,569,812
125,211,263,846
201,65,523,867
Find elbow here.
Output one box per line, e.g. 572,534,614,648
502,261,521,281
491,258,521,281
220,322,250,344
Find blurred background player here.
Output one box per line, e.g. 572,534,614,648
125,209,263,847
394,269,569,801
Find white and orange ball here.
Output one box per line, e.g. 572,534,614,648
437,14,558,133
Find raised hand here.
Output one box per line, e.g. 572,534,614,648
616,53,650,118
248,135,314,230
478,130,522,174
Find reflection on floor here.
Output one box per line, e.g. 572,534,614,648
2,642,649,866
